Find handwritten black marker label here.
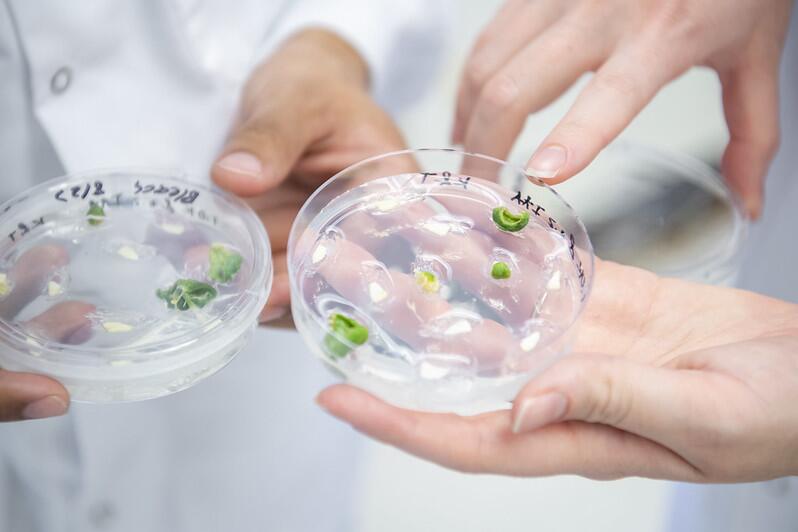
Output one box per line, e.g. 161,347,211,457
8,216,45,242
133,181,199,204
511,190,588,298
182,206,219,226
54,181,105,202
419,171,471,190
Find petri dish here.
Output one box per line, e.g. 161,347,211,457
0,169,271,403
288,149,594,412
545,141,748,285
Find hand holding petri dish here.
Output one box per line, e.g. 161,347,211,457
0,170,271,403
288,149,594,412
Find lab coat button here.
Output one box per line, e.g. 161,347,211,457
87,500,116,528
50,67,72,94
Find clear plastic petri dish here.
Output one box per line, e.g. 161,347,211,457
288,149,594,412
0,169,271,403
544,141,748,286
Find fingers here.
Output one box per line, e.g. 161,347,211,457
0,300,95,422
317,383,511,473
24,300,96,345
525,43,686,181
259,251,291,326
453,0,566,143
317,383,702,480
212,106,322,196
462,15,609,161
510,353,710,448
0,370,69,421
211,64,328,197
0,244,69,319
211,29,374,197
720,61,781,219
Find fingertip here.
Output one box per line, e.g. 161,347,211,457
525,144,569,181
741,193,763,220
315,384,365,418
0,370,70,421
21,394,69,420
721,145,766,221
511,391,569,434
258,305,288,324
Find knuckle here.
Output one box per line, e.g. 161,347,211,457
651,0,702,33
538,26,583,59
464,56,494,92
643,1,706,55
479,73,521,114
563,356,630,426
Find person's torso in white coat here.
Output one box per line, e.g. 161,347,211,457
0,1,445,531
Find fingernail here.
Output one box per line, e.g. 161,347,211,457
512,392,568,434
22,395,68,420
744,198,762,220
216,152,262,179
259,306,287,324
314,394,329,412
526,145,568,179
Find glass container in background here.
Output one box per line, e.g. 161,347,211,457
535,141,748,285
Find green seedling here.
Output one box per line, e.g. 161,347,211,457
208,243,243,283
492,206,529,232
324,313,368,358
415,270,440,294
156,279,217,311
87,201,105,226
491,261,512,280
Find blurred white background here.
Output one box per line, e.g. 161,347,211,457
352,1,729,531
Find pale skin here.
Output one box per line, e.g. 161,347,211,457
316,0,798,482
318,259,798,482
453,0,793,217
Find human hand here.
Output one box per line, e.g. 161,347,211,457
0,245,96,421
211,29,407,325
454,0,794,217
317,259,798,482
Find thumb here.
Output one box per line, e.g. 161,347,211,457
0,369,69,421
510,353,704,443
212,98,325,197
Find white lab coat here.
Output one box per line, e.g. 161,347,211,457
667,11,798,532
0,1,445,531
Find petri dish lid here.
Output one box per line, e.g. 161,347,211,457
552,141,748,285
0,168,272,402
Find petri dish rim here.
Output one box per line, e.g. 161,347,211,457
592,140,749,279
287,147,596,351
0,167,272,364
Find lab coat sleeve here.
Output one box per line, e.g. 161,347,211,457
253,0,452,111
